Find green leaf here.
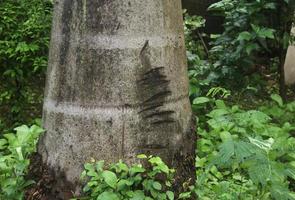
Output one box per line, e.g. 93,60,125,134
166,191,174,200
0,139,7,150
246,43,259,55
130,190,145,200
16,147,24,160
137,154,147,159
248,137,274,151
251,24,275,39
219,131,232,142
96,160,105,171
271,94,283,107
248,156,271,185
215,140,235,166
84,163,95,172
207,108,229,118
130,165,145,175
149,157,164,166
152,181,162,190
97,191,120,200
238,31,252,41
179,192,191,199
102,170,117,189
193,97,210,105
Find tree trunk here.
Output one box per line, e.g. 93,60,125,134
39,0,194,197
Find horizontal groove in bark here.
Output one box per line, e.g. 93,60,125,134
43,94,189,117
51,34,185,50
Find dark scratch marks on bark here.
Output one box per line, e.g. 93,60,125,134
138,104,163,113
143,91,172,104
144,111,174,119
137,41,176,126
140,40,149,55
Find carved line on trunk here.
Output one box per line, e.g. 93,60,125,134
44,94,187,110
51,33,184,50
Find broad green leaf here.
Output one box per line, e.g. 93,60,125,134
216,140,235,166
219,131,232,142
102,170,117,189
130,190,145,200
130,165,145,175
97,191,119,200
152,181,162,190
166,191,174,200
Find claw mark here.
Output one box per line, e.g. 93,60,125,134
137,41,176,126
140,40,149,55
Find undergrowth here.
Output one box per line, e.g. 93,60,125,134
0,125,44,200
75,155,179,200
193,93,295,199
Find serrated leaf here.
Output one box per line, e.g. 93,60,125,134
215,140,235,166
248,137,274,151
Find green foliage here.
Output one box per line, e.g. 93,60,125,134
194,94,295,199
186,0,295,96
184,12,217,99
0,0,52,131
207,0,294,87
0,124,44,200
78,155,179,200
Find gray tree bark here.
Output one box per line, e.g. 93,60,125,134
39,0,194,196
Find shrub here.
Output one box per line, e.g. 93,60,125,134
78,155,180,200
0,0,52,132
0,125,44,200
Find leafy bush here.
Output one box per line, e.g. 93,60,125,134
78,155,181,200
186,0,295,96
184,12,217,98
193,94,295,199
0,0,52,132
0,125,44,200
207,0,294,90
